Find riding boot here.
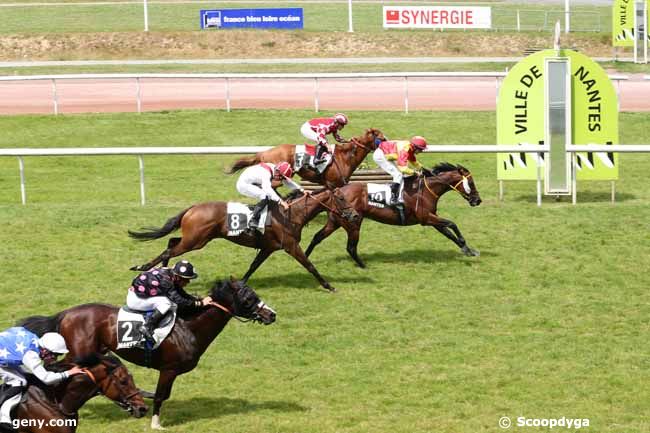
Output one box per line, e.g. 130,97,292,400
0,422,14,433
313,145,326,165
248,198,268,230
389,183,406,225
139,310,165,344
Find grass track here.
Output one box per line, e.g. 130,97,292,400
1,109,649,433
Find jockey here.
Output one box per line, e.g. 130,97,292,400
236,161,304,229
0,327,84,430
373,136,428,207
127,260,212,343
300,113,348,165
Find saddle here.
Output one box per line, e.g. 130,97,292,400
367,183,406,224
294,144,332,174
226,202,272,236
115,306,176,350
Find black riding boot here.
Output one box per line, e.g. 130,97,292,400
139,310,165,343
389,182,406,225
313,145,326,165
249,198,269,229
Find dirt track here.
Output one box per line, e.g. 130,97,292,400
0,74,647,115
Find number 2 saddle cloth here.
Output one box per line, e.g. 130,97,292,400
226,202,272,237
116,306,176,350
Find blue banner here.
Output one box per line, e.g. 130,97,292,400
200,8,304,30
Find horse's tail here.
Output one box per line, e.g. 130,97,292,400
225,155,261,174
128,207,191,241
17,313,62,336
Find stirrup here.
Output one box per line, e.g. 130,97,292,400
139,325,155,343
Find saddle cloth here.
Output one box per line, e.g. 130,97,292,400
367,183,392,208
294,144,332,174
116,306,176,350
226,202,271,236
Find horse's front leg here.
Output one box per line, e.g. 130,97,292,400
151,370,179,430
425,214,479,257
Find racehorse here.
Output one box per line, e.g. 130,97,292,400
226,128,387,188
305,163,482,268
128,189,358,292
13,353,147,433
18,279,276,430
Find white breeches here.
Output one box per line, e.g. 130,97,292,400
0,367,26,424
236,180,271,202
373,149,403,183
300,122,320,143
126,291,172,314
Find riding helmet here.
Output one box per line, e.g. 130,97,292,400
172,260,198,280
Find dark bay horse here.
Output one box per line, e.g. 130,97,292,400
128,189,357,292
14,353,147,433
305,163,482,268
227,128,386,188
18,279,276,430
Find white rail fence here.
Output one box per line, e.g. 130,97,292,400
0,73,631,115
0,72,506,115
2,144,650,207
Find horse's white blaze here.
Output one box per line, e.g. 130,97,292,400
462,177,470,194
258,301,276,315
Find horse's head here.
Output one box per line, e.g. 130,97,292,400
66,354,148,418
332,188,359,222
210,278,277,325
430,163,482,207
363,128,387,150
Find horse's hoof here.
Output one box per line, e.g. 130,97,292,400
129,265,141,271
328,286,337,293
151,415,165,430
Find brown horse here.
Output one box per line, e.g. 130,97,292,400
227,128,387,188
305,163,482,268
128,189,357,292
18,279,276,430
13,353,147,433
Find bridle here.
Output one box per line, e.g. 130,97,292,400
287,190,353,221
207,287,273,324
58,365,140,417
422,172,474,200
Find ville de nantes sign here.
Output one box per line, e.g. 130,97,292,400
613,0,648,46
497,49,618,181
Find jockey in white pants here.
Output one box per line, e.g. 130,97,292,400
127,261,211,343
236,162,304,228
300,113,348,165
372,136,428,207
0,328,83,430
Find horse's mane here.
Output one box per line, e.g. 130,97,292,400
431,162,458,175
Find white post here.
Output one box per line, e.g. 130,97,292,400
516,10,520,32
314,78,319,112
403,76,409,114
565,0,570,33
138,155,146,206
51,78,58,115
18,156,26,205
225,78,231,112
347,0,353,32
536,162,542,207
135,77,142,113
571,152,577,205
143,0,149,32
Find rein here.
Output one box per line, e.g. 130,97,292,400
207,301,254,323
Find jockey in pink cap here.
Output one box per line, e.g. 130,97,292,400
236,161,304,229
300,113,349,165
